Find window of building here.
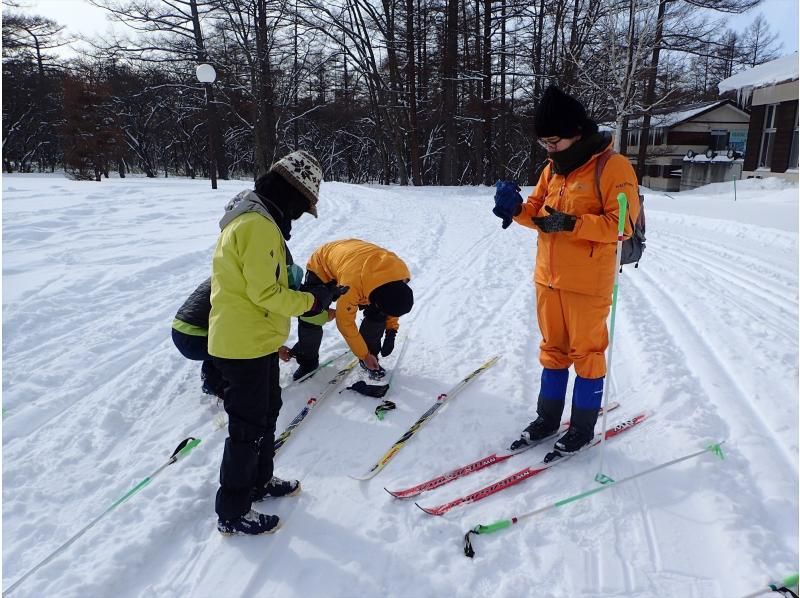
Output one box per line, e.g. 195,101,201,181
758,104,778,169
628,129,640,147
710,129,730,151
648,127,664,145
789,109,799,170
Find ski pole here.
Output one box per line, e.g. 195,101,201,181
739,574,799,598
3,437,202,596
463,441,725,558
595,192,628,484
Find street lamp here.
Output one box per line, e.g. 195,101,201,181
196,63,218,190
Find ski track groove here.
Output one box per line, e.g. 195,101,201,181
656,246,796,347
657,241,796,320
632,265,796,472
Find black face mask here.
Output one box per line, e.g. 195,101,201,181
284,194,309,221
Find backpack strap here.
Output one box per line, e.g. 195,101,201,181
594,148,615,202
594,148,636,233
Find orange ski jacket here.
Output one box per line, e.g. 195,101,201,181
514,149,640,297
306,239,411,359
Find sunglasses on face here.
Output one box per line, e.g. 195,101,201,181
537,137,562,149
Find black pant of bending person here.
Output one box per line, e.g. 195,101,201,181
171,328,227,398
290,272,387,380
212,353,282,521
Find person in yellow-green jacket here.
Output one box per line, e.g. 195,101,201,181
289,239,414,382
209,151,343,536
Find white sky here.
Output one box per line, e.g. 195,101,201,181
3,0,798,56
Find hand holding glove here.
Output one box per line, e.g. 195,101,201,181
301,282,350,316
380,329,397,357
532,205,577,233
492,180,523,229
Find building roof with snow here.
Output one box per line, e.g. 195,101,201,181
718,53,799,93
628,100,747,130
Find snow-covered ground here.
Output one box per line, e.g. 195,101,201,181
2,173,798,597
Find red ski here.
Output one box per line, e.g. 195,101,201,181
385,402,620,500
416,411,648,516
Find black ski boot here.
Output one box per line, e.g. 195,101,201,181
359,360,386,380
553,406,599,454
509,397,564,451
292,360,319,382
252,476,301,501
217,510,281,535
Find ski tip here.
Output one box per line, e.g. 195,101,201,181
414,502,441,516
384,487,414,499
384,487,401,498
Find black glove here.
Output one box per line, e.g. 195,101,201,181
532,205,577,233
301,282,349,316
380,329,397,357
492,180,523,229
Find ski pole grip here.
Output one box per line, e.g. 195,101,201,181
172,437,201,461
782,573,799,588
616,193,628,235
475,519,513,535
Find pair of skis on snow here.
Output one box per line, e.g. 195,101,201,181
274,349,648,518
384,404,649,516
275,351,504,481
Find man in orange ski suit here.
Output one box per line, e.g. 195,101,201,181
289,239,413,381
493,85,640,454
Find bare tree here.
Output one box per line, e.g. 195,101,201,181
89,0,229,179
740,13,782,67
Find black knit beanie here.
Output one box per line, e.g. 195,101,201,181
534,85,598,138
369,281,414,317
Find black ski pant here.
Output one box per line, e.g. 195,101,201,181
171,328,225,396
212,353,282,521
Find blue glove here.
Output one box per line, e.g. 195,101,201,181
492,180,523,229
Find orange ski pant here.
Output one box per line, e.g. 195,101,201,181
535,283,611,379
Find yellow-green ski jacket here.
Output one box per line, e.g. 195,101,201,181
208,190,314,359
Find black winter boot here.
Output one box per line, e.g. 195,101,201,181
510,396,564,450
554,406,599,454
252,476,301,501
292,360,319,381
217,510,281,535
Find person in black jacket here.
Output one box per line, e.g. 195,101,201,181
171,278,226,399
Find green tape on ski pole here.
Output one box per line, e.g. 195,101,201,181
109,477,152,509
707,442,725,459
617,193,628,234
474,519,513,535
555,485,607,508
594,472,615,485
782,573,799,588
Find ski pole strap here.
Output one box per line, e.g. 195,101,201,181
463,519,516,558
375,400,396,420
769,575,800,598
